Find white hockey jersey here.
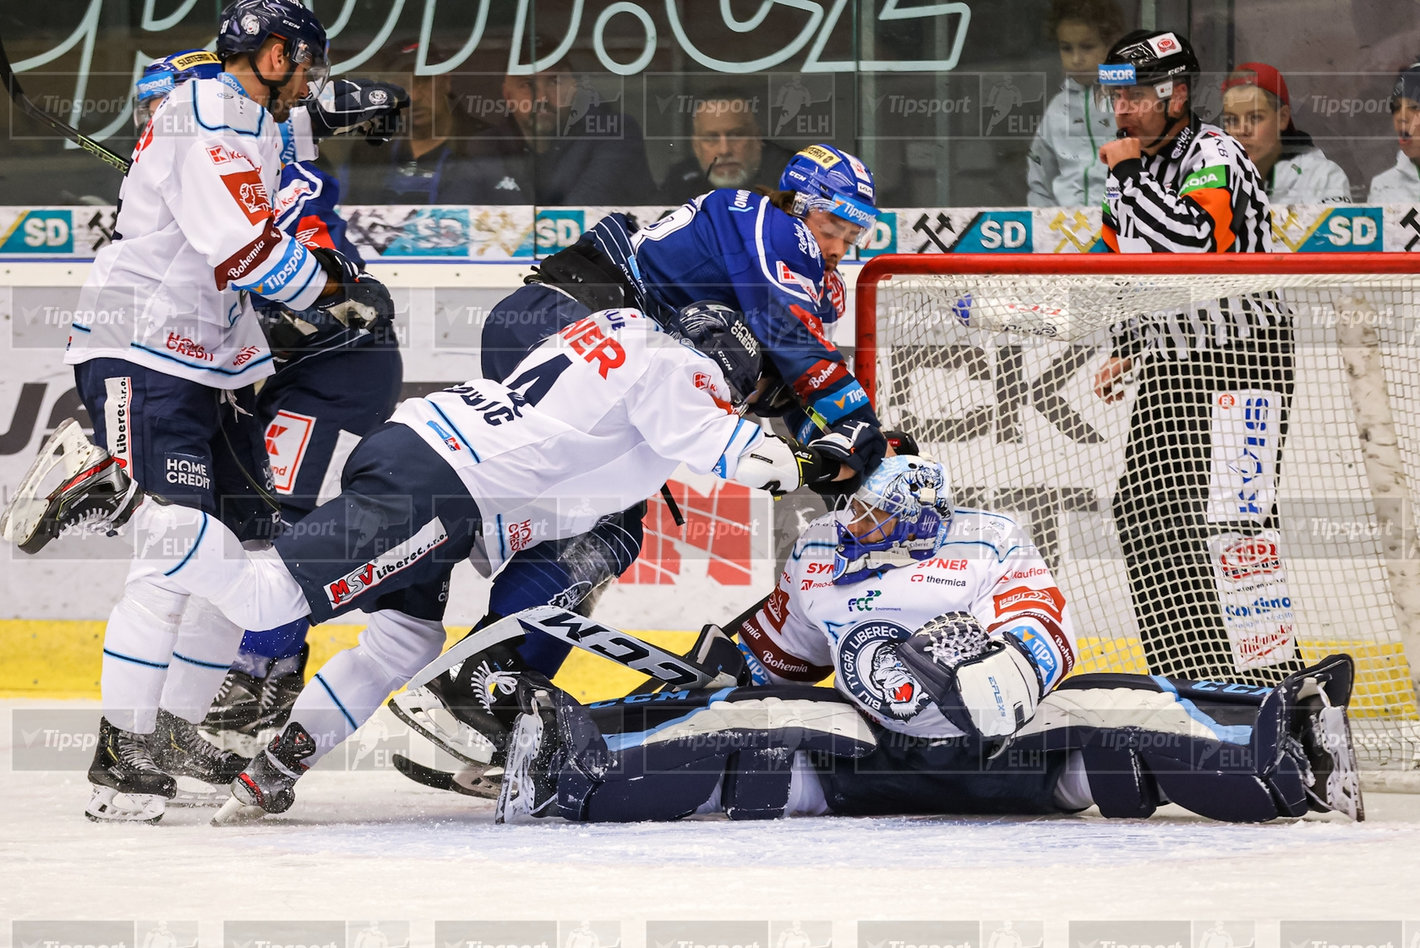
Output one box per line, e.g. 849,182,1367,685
65,74,327,388
1367,149,1420,203
738,507,1079,739
391,310,766,576
1026,79,1114,207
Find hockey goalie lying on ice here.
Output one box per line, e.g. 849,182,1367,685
471,456,1363,825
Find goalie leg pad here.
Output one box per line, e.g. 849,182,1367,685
560,685,876,822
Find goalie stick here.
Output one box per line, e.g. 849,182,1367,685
0,38,131,173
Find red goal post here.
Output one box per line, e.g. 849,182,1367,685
852,252,1420,769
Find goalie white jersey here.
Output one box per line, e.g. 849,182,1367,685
391,309,765,575
65,74,328,388
740,508,1079,739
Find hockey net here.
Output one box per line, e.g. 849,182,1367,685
855,253,1420,770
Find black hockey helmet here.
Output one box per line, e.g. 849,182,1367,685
217,0,330,105
665,300,763,409
1099,29,1199,91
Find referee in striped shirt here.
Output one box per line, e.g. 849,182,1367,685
1090,29,1302,682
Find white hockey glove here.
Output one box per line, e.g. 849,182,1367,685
896,612,1044,740
307,79,409,142
732,435,834,497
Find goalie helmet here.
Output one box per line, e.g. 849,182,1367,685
1098,29,1199,96
664,300,763,410
778,144,879,247
832,455,954,584
217,0,330,100
133,49,223,130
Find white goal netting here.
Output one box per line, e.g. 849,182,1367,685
858,255,1420,768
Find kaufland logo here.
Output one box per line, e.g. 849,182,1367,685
1099,64,1137,84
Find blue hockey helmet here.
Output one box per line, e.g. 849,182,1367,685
832,455,953,584
216,0,330,103
133,49,222,130
778,144,879,246
664,300,763,410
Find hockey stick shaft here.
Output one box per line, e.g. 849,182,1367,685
0,37,131,173
403,605,720,693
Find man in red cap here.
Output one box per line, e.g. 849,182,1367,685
1221,61,1351,204
1368,61,1420,202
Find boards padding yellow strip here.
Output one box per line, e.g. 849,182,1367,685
2,621,1413,720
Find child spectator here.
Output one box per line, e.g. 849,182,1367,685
1026,0,1126,207
1221,62,1350,204
1368,61,1420,203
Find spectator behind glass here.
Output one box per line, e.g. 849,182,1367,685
1221,62,1350,204
464,54,654,205
338,39,501,205
659,90,796,204
1026,0,1125,206
1368,61,1420,203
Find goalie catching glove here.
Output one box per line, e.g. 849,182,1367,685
304,78,409,142
309,246,394,329
894,611,1044,739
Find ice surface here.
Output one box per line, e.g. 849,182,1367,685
4,699,1419,939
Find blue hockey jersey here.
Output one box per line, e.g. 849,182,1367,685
603,189,878,437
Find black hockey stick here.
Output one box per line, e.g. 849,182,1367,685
0,36,131,173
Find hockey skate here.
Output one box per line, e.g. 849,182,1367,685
150,709,250,805
494,689,563,824
85,717,177,824
252,644,309,736
212,720,316,824
1272,653,1365,821
1297,687,1365,821
0,418,143,554
389,641,528,798
200,668,263,753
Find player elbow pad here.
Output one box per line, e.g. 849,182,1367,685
731,434,822,496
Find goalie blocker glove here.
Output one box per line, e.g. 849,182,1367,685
308,246,395,329
895,611,1045,739
304,78,409,142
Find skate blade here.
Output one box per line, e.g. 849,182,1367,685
388,689,497,766
211,793,269,825
1,418,95,547
85,785,166,824
167,776,232,808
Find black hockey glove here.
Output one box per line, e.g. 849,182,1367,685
310,246,394,330
809,418,887,478
307,79,409,142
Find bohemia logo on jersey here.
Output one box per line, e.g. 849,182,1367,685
325,518,450,606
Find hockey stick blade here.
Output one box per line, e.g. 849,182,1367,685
391,752,501,799
515,606,717,688
0,38,131,173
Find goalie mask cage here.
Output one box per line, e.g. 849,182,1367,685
855,252,1420,770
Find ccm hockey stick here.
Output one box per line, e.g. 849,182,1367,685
404,604,721,693
0,38,131,173
390,605,729,794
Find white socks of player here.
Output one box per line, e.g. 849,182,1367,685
280,610,447,766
